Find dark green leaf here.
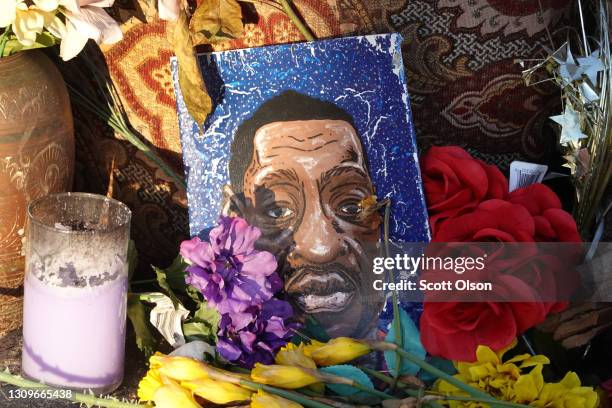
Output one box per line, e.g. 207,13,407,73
152,255,188,308
127,293,157,357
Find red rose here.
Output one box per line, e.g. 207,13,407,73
420,146,508,234
507,184,581,242
432,199,535,242
420,299,549,362
421,200,566,361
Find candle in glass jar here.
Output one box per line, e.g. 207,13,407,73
22,193,131,394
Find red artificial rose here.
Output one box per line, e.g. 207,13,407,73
432,199,535,243
420,299,549,362
420,146,508,234
507,184,581,242
421,199,570,361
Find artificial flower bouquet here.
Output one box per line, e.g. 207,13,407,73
114,148,597,408
0,0,123,60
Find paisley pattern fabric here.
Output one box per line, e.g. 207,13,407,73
78,0,571,272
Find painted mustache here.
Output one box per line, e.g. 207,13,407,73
284,264,359,313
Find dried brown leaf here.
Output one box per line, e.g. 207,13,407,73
189,0,243,44
172,10,212,128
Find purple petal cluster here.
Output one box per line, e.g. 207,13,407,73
180,216,297,367
217,299,299,367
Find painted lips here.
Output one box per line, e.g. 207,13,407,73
285,267,358,313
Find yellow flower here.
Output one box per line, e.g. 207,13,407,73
251,363,321,389
275,343,317,369
152,379,202,408
251,390,304,408
305,337,372,366
532,372,599,408
152,354,211,382
137,366,163,402
435,340,597,408
182,378,252,404
275,343,325,393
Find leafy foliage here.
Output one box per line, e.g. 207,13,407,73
384,308,426,376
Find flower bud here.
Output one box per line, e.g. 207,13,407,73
251,363,321,389
307,337,372,366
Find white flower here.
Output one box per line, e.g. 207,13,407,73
0,0,18,28
158,0,180,21
57,0,123,60
12,2,57,46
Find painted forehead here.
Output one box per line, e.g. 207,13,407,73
253,120,365,164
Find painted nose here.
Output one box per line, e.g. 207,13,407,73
288,200,346,264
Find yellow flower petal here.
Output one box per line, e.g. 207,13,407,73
251,390,304,408
275,344,317,369
475,345,499,365
251,364,320,389
182,378,251,404
137,367,163,402
514,365,543,403
156,355,211,382
308,337,372,366
153,379,202,408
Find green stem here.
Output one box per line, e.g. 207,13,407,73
385,346,515,408
348,381,393,400
357,366,444,408
382,199,402,387
0,371,143,408
239,379,333,408
278,0,315,41
67,85,187,190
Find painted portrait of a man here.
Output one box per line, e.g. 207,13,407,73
226,91,384,338
174,33,430,340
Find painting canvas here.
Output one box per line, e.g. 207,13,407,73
172,33,429,339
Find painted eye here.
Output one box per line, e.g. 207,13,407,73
267,207,294,219
339,202,361,216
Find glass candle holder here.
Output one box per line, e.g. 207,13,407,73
21,193,131,394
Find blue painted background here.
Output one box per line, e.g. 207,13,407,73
172,34,430,242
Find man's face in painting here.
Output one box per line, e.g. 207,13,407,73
240,119,383,338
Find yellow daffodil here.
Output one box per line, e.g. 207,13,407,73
151,354,211,382
182,378,252,404
275,343,317,369
152,378,202,408
251,390,304,408
305,337,372,366
275,343,325,393
251,363,321,389
137,366,163,402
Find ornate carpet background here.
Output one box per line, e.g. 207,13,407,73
75,0,572,273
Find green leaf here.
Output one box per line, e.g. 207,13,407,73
320,365,374,397
152,255,188,308
2,32,57,57
418,356,456,384
127,293,157,357
184,301,220,342
384,308,425,376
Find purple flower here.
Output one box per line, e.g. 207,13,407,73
216,299,299,368
180,217,279,314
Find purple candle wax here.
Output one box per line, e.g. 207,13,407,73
22,273,127,391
